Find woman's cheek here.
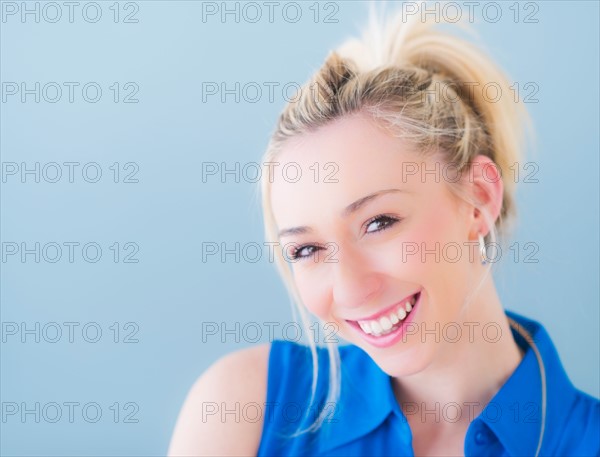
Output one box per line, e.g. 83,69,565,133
293,267,332,321
383,228,438,277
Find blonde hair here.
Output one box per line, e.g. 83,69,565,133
259,2,531,438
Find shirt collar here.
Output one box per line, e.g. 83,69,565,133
316,343,396,454
477,310,578,457
316,310,579,455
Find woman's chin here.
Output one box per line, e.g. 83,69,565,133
355,338,430,378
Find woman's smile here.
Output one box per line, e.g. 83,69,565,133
345,290,423,349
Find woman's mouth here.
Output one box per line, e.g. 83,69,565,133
345,290,422,348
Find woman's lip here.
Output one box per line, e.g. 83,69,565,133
345,290,422,322
346,291,422,349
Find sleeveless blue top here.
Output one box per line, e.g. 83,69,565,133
257,310,599,456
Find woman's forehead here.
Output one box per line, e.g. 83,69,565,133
271,114,420,186
269,115,436,230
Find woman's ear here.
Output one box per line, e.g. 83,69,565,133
466,154,504,238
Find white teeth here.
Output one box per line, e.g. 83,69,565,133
356,293,418,337
371,320,382,335
359,321,372,334
380,316,393,331
397,307,407,320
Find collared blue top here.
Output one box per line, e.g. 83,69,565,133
257,310,599,456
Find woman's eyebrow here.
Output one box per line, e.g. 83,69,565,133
278,188,408,238
342,188,408,217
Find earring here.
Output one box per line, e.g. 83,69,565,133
478,233,488,265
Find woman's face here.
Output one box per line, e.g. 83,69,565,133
270,112,483,377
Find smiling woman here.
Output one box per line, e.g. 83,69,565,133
168,3,599,457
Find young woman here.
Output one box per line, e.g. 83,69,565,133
168,5,600,456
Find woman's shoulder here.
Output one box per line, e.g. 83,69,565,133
213,341,273,372
571,388,600,414
194,342,272,399
263,339,376,410
267,339,367,380
562,388,600,453
270,338,366,360
507,310,600,454
266,340,323,397
167,343,271,456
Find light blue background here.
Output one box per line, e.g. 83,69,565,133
1,1,598,455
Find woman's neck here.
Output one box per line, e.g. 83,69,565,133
391,279,525,423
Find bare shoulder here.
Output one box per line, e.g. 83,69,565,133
168,343,272,457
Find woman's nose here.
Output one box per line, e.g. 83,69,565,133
330,243,382,310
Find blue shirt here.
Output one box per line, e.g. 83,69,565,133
257,310,599,456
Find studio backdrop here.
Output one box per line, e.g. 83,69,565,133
1,1,598,455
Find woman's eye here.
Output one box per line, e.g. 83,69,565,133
365,215,400,234
287,216,399,261
288,244,322,261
